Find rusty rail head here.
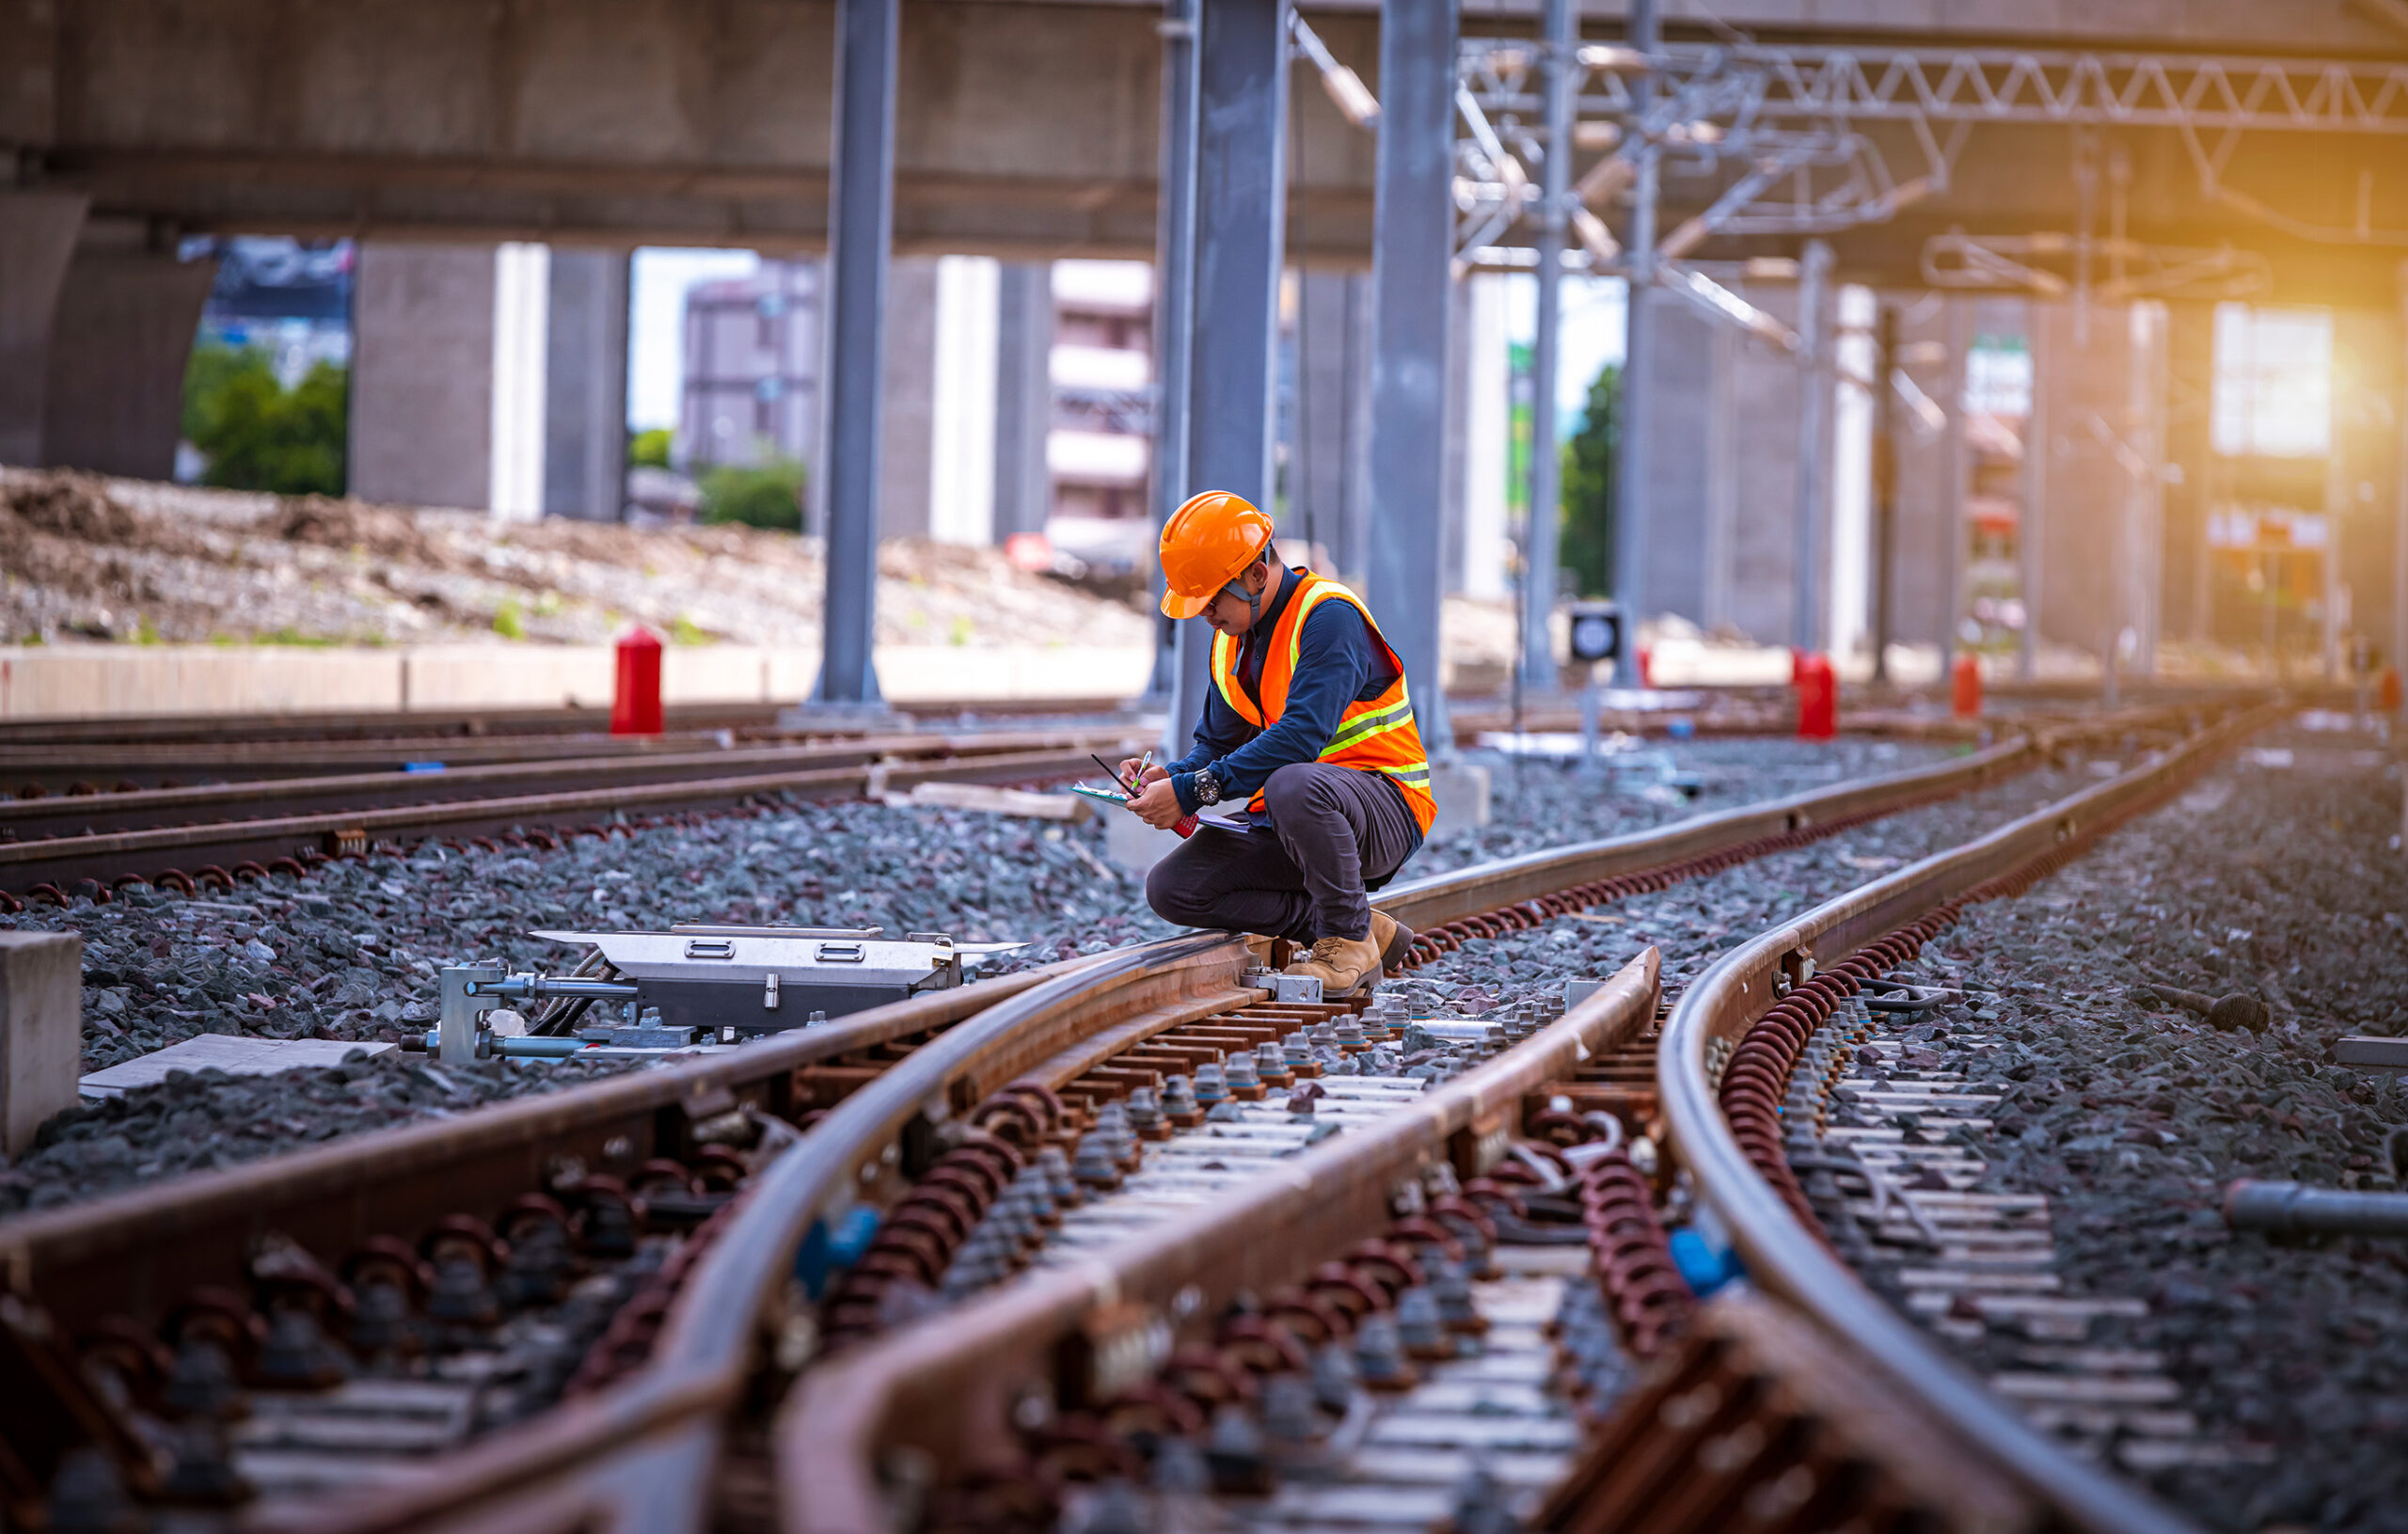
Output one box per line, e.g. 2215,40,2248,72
1374,736,2036,934
1657,707,2282,1534
772,948,1662,1534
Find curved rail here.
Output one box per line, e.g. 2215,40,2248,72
1656,705,2280,1534
0,704,2219,1531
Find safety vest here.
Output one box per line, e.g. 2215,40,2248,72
1209,570,1437,835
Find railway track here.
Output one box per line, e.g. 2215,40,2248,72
0,704,2252,1532
0,728,1154,902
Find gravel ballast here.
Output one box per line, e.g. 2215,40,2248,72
0,735,1967,1215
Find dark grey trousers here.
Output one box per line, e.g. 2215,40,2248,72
1144,762,1422,943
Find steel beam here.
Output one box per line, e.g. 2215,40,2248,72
1609,0,1659,688
1518,0,1576,692
813,0,899,706
1793,239,1832,654
1368,0,1459,752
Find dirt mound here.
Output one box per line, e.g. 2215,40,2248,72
4,471,146,546
264,496,458,570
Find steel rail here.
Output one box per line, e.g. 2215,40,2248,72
775,949,1663,1532
0,712,2199,1529
0,727,1154,839
1656,704,2281,1534
238,712,2178,1530
0,743,1144,897
245,932,1259,1534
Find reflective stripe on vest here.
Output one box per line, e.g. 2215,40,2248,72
1207,571,1437,835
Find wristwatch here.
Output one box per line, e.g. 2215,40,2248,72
1191,766,1225,806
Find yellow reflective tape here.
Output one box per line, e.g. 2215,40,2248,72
1323,700,1413,751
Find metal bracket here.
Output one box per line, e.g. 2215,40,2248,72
438,962,504,1065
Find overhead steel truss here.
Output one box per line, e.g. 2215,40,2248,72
1451,38,2408,306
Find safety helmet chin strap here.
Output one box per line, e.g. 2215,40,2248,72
1217,546,1273,628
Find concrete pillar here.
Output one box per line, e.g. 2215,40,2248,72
2126,302,2167,676
1179,0,1290,745
1366,0,1457,752
2162,304,2214,642
351,244,498,510
1792,240,1833,652
41,245,217,481
1731,278,1804,643
873,256,938,541
2395,266,2408,682
815,0,900,704
928,255,999,546
992,261,1054,542
2033,298,2136,669
1294,269,1370,584
544,248,629,522
0,930,79,1160
1640,288,1717,625
2019,298,2048,678
0,191,87,467
1938,296,1972,672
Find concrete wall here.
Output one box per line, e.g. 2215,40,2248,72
40,245,216,481
990,261,1053,542
1727,283,1805,643
876,257,940,541
1293,270,1372,586
0,642,1157,720
350,244,496,511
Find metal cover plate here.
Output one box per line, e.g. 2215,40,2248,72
531,929,953,990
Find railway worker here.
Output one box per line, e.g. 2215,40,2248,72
1118,490,1434,996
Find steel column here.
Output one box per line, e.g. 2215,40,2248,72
1366,0,1458,753
1148,0,1205,733
1792,240,1832,656
1609,0,1659,689
812,0,899,705
2020,301,2048,680
1518,0,1576,692
1939,295,1971,673
1174,0,1287,751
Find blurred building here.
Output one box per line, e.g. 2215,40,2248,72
678,262,823,475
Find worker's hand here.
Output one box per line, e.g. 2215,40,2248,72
1117,758,1170,789
1128,775,1185,829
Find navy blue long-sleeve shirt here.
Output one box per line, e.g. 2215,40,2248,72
1167,568,1413,833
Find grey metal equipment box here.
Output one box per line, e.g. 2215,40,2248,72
531,925,965,1036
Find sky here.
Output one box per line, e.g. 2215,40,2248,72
627,247,760,433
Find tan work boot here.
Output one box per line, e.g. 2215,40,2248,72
1286,933,1381,997
1369,909,1414,974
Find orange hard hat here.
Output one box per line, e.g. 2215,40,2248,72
1159,490,1275,619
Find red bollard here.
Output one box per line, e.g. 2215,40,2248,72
1638,645,1655,689
1796,652,1837,739
612,625,664,735
1950,651,1983,719
2383,665,2404,714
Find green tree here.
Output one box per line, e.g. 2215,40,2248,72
1560,361,1620,598
629,427,673,467
181,340,348,496
699,458,806,531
